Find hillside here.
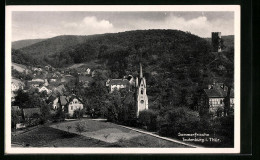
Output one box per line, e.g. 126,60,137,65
18,35,88,57
12,39,46,50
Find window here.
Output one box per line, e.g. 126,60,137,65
141,89,143,95
71,106,73,110
140,100,144,104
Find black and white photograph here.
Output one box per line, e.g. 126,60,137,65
5,5,240,154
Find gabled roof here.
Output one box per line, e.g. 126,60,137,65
23,108,41,118
67,95,83,104
12,106,20,110
59,96,69,106
204,83,234,98
204,89,223,98
109,79,130,86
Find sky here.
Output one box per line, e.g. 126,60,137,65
12,11,234,41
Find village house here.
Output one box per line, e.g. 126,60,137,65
27,79,44,88
107,79,131,93
85,68,91,75
65,96,84,116
61,75,75,84
52,97,59,110
55,95,84,117
11,78,25,101
79,76,93,88
38,86,52,94
200,82,234,117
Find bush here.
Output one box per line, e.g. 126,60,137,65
138,110,159,131
158,107,200,137
75,122,85,135
73,108,85,119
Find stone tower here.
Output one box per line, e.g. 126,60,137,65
212,32,222,52
136,63,148,117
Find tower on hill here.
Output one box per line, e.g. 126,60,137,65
212,32,222,52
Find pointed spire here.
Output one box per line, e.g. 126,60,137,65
140,63,143,78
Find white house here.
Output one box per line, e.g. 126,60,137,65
66,97,84,116
86,68,91,75
39,86,52,94
11,78,25,101
108,79,130,93
56,95,84,117
52,97,59,110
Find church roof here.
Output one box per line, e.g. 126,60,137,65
109,79,130,86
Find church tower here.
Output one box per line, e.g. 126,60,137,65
136,63,148,117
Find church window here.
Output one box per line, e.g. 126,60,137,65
140,100,144,104
141,89,143,94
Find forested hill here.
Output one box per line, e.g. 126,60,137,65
12,30,213,67
12,39,46,50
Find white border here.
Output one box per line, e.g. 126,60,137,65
5,5,241,154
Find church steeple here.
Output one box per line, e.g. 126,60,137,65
140,63,143,78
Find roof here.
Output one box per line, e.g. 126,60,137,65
27,80,44,85
23,108,41,118
59,96,69,106
109,79,130,86
12,78,25,87
12,106,20,110
204,83,234,98
68,95,83,104
79,76,93,82
55,84,66,94
204,89,223,98
32,79,45,82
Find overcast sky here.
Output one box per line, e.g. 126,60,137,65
12,11,234,41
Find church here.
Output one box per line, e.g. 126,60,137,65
135,63,149,117
107,63,149,117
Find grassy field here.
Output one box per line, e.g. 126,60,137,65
49,119,189,148
12,119,190,147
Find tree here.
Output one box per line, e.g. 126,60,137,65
75,122,85,135
139,110,158,131
158,107,200,137
66,125,72,132
73,108,85,119
11,109,21,129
